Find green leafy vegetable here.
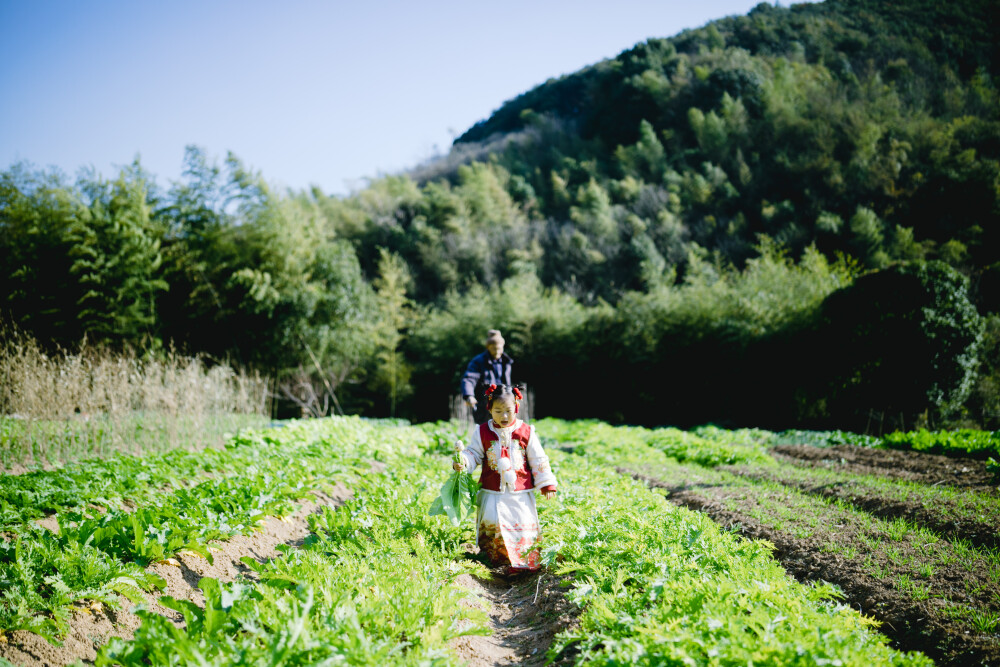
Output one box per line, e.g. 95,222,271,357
987,457,1000,484
429,470,479,526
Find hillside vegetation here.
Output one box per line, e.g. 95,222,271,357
443,0,999,297
1,0,997,429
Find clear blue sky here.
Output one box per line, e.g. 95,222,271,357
0,1,792,195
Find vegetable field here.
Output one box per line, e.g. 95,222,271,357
1,417,996,666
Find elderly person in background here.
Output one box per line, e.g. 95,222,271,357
460,329,513,424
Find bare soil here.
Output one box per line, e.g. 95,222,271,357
771,444,999,493
624,458,1000,667
0,463,38,476
0,484,351,667
449,553,580,667
724,465,1000,551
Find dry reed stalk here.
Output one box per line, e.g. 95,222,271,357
0,331,269,469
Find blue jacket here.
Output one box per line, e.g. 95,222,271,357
460,351,513,400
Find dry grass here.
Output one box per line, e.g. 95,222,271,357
0,332,271,469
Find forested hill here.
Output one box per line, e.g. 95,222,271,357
458,0,998,145
412,0,1000,302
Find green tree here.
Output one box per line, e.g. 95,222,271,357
812,261,985,428
570,179,618,243
849,205,889,268
156,146,236,356
0,164,83,345
67,168,168,346
614,119,667,182
370,248,413,416
156,149,380,415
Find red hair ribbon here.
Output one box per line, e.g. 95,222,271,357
484,384,497,400
512,387,523,400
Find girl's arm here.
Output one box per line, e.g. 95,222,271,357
526,425,557,493
456,427,484,472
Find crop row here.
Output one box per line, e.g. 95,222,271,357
723,462,1000,547
541,418,1000,664
551,419,984,473
598,418,1000,462
0,418,379,642
573,416,1000,551
94,421,487,666
774,427,1000,460
229,418,938,665
449,418,934,665
0,423,277,530
542,419,773,468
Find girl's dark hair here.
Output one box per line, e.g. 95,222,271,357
485,384,520,409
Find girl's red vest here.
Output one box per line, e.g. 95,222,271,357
478,421,535,491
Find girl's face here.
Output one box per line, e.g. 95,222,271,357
490,396,517,427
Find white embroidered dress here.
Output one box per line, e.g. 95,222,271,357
458,419,557,570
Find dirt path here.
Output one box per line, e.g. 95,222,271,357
449,565,580,667
626,468,1000,667
0,484,351,667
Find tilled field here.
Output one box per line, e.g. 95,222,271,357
622,444,1000,667
4,417,988,666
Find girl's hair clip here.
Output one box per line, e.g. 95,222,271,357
512,387,523,400
484,384,497,400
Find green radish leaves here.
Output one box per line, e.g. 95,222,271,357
429,470,479,527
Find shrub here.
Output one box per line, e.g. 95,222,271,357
808,260,985,428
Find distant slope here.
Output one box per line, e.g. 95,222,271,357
457,0,998,146
437,0,999,294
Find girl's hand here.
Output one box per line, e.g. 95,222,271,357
541,489,556,499
452,461,465,471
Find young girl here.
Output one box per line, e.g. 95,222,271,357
453,384,558,572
